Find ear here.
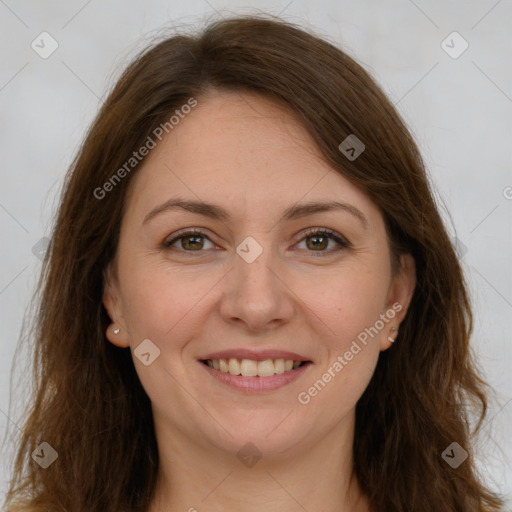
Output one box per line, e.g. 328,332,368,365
103,263,130,348
380,253,416,351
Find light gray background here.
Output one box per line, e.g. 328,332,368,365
1,0,511,507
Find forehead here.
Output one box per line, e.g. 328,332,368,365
148,89,325,186
124,89,383,229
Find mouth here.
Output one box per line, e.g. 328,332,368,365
201,358,311,377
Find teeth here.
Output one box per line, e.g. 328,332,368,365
205,358,305,377
274,358,285,374
257,359,275,377
219,358,229,373
228,358,241,375
240,359,258,377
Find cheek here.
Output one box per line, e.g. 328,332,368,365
292,263,388,410
300,259,390,339
117,266,206,411
119,262,203,344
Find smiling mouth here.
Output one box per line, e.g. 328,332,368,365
201,358,310,377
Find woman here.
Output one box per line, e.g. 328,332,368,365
4,14,504,512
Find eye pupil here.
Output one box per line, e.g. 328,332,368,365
307,235,328,250
182,235,204,250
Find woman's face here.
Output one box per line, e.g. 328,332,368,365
104,89,415,461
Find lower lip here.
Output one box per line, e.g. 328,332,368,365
200,361,312,393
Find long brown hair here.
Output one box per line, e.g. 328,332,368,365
4,14,504,512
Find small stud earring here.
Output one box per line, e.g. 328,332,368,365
113,327,120,335
388,326,398,343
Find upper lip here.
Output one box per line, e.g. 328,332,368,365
200,349,311,362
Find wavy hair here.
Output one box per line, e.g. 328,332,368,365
4,13,504,512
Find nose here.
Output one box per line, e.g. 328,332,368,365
219,240,295,332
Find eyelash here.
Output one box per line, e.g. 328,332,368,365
162,227,350,257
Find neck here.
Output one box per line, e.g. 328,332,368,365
147,410,370,512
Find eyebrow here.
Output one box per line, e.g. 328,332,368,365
142,198,369,229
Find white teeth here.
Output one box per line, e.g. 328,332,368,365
274,358,285,374
228,358,241,375
219,358,229,373
257,359,275,377
240,359,258,377
205,358,305,377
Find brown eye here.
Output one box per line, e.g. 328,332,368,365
296,228,349,255
180,234,205,250
162,227,349,257
305,234,329,251
163,229,214,252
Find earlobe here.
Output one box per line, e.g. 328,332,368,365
105,322,129,348
102,265,130,348
380,253,416,351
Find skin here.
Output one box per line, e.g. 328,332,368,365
103,89,416,512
